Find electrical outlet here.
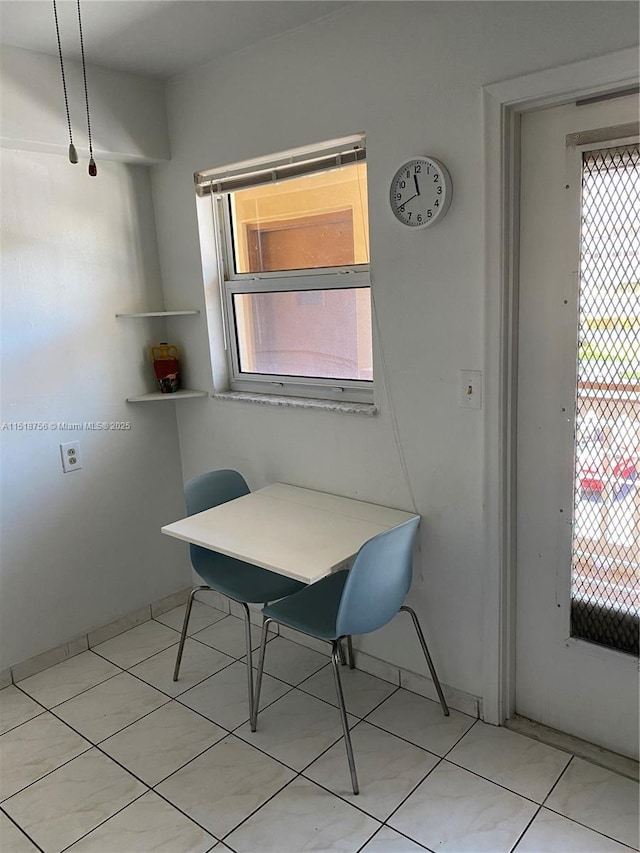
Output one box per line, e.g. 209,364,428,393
458,370,482,409
60,441,82,473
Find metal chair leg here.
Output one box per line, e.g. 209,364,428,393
251,616,272,732
239,602,256,728
400,605,449,716
346,635,355,669
173,586,209,681
331,641,359,795
337,639,347,666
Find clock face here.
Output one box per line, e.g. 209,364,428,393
390,157,452,228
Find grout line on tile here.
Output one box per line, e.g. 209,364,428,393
540,754,574,807
0,805,46,852
57,789,150,853
0,736,94,806
541,802,640,851
356,823,435,853
509,803,544,852
217,770,307,845
382,755,447,829
90,640,180,672
144,785,225,848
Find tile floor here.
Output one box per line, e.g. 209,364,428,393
1,598,638,853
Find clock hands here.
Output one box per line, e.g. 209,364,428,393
399,174,421,209
399,192,418,207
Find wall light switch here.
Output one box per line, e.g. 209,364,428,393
459,370,482,409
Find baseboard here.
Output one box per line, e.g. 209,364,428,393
506,714,639,782
266,626,481,719
9,587,192,684
6,587,480,723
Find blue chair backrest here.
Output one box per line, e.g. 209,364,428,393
335,516,420,637
185,469,249,516
184,470,250,571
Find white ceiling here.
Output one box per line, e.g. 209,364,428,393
0,0,352,79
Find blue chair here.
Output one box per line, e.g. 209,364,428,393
173,470,306,718
251,516,449,794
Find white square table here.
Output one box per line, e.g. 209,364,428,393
161,482,419,584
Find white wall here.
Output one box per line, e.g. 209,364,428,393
152,1,639,703
0,53,187,671
1,45,170,162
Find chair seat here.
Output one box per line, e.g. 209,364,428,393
262,570,349,640
194,547,305,603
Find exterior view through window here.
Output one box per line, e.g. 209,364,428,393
571,142,639,654
196,138,372,402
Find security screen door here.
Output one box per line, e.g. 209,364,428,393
516,92,639,759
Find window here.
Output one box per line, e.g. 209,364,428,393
570,142,639,655
195,136,372,402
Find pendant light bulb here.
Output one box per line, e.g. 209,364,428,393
68,143,78,164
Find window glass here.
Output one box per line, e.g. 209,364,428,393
233,287,372,380
229,163,369,274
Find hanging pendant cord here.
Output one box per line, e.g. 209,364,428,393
52,0,78,164
76,0,96,176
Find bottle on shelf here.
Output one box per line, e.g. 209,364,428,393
150,342,180,393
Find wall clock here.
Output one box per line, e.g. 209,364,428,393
389,156,453,228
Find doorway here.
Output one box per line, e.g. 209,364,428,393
515,93,639,759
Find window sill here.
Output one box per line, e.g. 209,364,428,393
212,391,377,416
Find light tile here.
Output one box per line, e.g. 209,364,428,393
259,636,331,685
448,721,571,802
66,790,216,852
3,749,146,853
92,620,179,669
100,701,226,785
0,685,43,735
179,660,290,730
154,600,227,635
304,721,438,820
300,665,397,718
225,776,380,852
129,638,234,697
0,811,40,852
156,734,295,838
360,826,426,853
389,761,537,852
54,672,168,742
191,615,261,658
366,688,475,755
0,712,90,800
516,807,632,852
236,689,357,771
17,651,120,709
545,757,640,848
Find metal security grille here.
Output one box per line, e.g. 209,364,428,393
571,142,640,655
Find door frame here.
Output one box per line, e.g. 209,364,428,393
481,47,639,726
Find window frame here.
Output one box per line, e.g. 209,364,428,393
207,142,373,403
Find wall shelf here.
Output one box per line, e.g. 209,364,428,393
127,390,208,403
116,310,200,318
117,309,205,400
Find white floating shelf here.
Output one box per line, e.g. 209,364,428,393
126,389,208,403
116,310,200,318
